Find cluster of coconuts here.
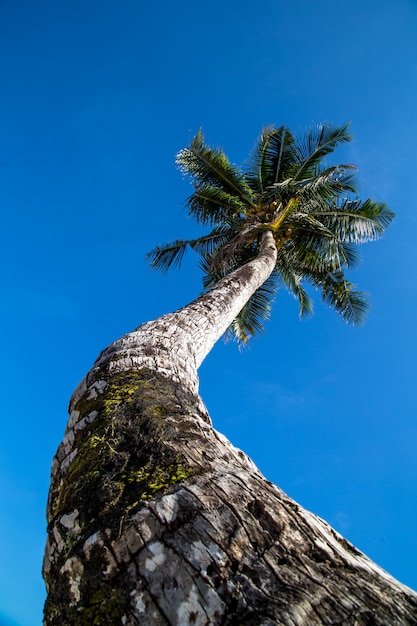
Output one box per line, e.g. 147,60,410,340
246,200,294,248
275,227,293,249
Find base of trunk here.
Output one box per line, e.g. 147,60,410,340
44,368,417,625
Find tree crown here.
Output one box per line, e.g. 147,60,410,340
147,124,394,343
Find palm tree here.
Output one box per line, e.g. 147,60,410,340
44,125,417,625
148,124,392,342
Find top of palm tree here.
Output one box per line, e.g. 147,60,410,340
147,123,394,344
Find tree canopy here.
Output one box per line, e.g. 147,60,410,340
147,124,394,343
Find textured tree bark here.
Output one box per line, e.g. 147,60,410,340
44,232,417,624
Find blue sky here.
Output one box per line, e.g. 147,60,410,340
0,1,416,624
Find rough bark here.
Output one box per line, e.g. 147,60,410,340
44,232,417,624
44,367,417,625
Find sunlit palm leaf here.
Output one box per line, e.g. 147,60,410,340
297,164,358,198
285,234,348,276
311,198,394,243
176,130,256,209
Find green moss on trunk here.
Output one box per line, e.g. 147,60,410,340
44,369,202,624
51,370,197,526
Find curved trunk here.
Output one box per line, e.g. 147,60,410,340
78,230,277,401
43,232,417,624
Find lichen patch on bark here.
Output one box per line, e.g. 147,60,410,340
44,369,206,624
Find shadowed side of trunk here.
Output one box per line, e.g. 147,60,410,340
44,365,417,625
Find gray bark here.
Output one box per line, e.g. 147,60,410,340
44,232,417,624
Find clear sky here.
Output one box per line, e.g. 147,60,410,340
0,2,416,624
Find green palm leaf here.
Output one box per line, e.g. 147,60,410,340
340,243,361,268
189,226,236,259
315,270,368,324
294,123,352,181
225,271,279,344
290,229,352,272
176,130,256,210
247,126,297,191
277,253,314,317
186,184,247,226
295,164,358,198
146,239,189,271
311,198,394,243
147,227,233,272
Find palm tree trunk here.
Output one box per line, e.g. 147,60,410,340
43,231,417,625
78,230,277,401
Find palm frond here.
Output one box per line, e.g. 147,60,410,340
200,238,259,288
316,270,368,324
297,164,358,199
340,242,361,268
186,184,247,226
146,239,190,272
247,126,297,192
311,198,395,243
278,250,367,324
207,227,259,272
200,254,227,290
295,282,314,317
188,226,235,258
286,231,348,274
225,271,279,344
176,130,256,209
294,123,352,181
276,253,314,317
147,228,233,272
291,213,336,239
